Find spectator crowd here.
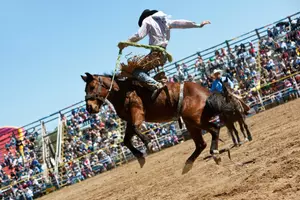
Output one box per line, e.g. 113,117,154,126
0,15,299,200
0,128,45,199
171,17,300,110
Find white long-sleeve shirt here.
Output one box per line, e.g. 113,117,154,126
128,11,201,48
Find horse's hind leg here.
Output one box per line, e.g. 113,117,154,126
243,121,253,141
232,123,242,145
182,123,207,174
238,119,247,140
226,123,238,146
239,114,253,141
124,124,146,168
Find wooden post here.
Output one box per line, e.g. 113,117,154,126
292,76,300,97
120,145,128,163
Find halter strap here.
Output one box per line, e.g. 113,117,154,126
85,76,105,102
173,81,184,120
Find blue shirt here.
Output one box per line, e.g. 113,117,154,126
210,77,234,93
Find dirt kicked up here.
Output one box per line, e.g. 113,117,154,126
40,99,300,200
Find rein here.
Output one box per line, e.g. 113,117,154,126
85,50,123,104
118,41,173,62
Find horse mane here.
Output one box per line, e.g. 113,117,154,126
102,73,114,78
100,72,125,81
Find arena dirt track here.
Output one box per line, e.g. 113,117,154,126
40,99,300,200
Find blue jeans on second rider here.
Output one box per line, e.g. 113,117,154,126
132,69,159,91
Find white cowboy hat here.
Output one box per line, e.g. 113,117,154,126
212,69,223,76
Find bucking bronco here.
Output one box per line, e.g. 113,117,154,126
81,73,249,174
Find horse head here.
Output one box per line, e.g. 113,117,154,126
81,73,119,114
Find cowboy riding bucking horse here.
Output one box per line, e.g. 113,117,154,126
118,9,211,98
82,9,252,174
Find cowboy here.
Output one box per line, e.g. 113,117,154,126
118,9,211,96
210,69,250,113
210,69,234,93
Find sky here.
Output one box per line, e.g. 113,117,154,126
0,0,299,127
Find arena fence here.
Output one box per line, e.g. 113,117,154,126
0,11,299,199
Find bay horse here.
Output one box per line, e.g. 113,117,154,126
219,101,252,146
218,78,253,146
81,73,227,174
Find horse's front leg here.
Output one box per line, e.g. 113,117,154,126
131,124,153,153
124,95,151,168
124,124,146,168
202,121,221,165
129,100,152,153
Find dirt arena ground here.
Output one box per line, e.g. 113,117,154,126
40,99,300,200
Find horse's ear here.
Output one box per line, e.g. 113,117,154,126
81,75,87,82
85,72,94,80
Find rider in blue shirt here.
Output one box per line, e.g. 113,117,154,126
210,69,250,114
210,69,234,93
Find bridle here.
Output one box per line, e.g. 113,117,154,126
85,76,106,103
85,75,116,105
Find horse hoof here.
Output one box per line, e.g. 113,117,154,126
244,138,249,142
137,157,146,168
182,162,193,174
213,154,221,165
248,136,253,141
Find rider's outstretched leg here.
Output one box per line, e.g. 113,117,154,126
131,50,167,99
132,68,164,97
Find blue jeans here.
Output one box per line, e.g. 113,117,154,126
183,69,189,77
132,69,159,90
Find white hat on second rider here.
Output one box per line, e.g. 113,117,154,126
212,69,223,77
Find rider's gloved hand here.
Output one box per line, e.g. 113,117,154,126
118,42,128,50
199,20,211,28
